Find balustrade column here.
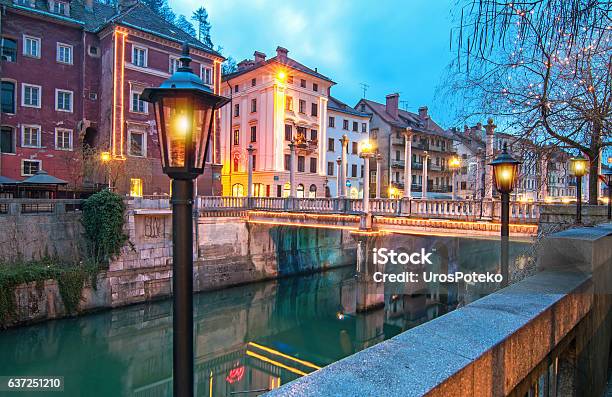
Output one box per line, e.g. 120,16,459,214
404,128,413,199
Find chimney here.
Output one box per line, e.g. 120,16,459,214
253,51,266,64
237,59,255,71
118,0,138,12
85,0,94,11
418,106,429,120
276,46,289,60
385,93,399,119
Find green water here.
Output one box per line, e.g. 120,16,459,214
0,237,530,396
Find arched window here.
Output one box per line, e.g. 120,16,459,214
232,183,244,197
297,184,305,198
308,184,317,198
282,182,291,198
349,187,359,199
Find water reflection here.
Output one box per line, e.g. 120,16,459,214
0,236,530,396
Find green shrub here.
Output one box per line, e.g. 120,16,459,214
82,190,129,265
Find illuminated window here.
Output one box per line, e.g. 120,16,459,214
130,178,143,197
232,183,244,197
233,129,239,145
297,184,304,198
285,96,293,111
282,182,290,197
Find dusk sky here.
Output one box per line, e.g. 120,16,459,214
171,0,458,126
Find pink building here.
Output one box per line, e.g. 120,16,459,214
0,0,224,196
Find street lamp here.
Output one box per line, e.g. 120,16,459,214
141,43,229,397
448,155,461,200
569,155,589,224
490,143,521,287
100,151,111,189
601,168,612,220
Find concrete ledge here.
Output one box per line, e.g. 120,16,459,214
266,271,591,397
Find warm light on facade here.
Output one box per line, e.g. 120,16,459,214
449,156,461,169
130,178,143,197
359,139,373,154
100,151,111,162
277,70,287,82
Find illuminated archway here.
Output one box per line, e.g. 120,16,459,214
282,182,291,198
297,184,305,198
232,183,244,197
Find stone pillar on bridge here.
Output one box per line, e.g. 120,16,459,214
361,150,374,230
403,128,413,199
340,134,349,198
485,118,495,200
375,153,382,199
422,151,429,199
539,153,548,201
354,233,384,312
289,140,296,199
336,157,342,197
247,145,254,202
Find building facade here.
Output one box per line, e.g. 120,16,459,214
325,96,370,198
219,47,333,198
356,94,456,198
0,0,223,196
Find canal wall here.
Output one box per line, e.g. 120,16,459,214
267,224,612,397
538,204,609,235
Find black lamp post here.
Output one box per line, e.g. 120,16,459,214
490,143,521,287
569,155,589,224
602,168,612,220
142,43,229,397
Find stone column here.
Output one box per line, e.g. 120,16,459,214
539,154,548,201
485,118,495,200
336,157,342,197
362,154,371,212
340,134,349,198
247,145,254,200
375,154,382,199
452,169,457,200
422,151,429,199
403,128,413,198
289,140,296,198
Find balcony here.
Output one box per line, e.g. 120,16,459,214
391,160,405,168
391,135,406,146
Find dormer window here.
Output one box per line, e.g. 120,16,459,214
50,0,69,15
13,0,32,7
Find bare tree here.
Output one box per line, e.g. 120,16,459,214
446,0,611,204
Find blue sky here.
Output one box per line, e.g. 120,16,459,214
170,0,457,126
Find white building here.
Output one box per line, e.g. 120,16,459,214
219,47,334,197
325,96,370,198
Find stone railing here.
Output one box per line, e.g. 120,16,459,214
0,198,85,215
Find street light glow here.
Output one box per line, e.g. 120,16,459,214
277,70,287,82
100,151,111,162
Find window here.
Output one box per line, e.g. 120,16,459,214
52,1,67,14
284,124,292,141
1,126,15,153
22,84,41,108
312,83,318,92
1,37,17,62
309,157,317,173
284,154,290,171
311,103,318,116
327,161,334,176
234,103,239,117
130,178,143,197
300,79,306,88
362,123,367,133
132,46,147,67
251,98,257,113
250,125,256,142
297,184,304,198
297,156,305,172
23,35,40,58
351,164,357,178
22,159,41,176
22,125,41,147
395,151,400,161
252,155,256,170
56,43,72,64
251,78,256,87
298,99,305,113
352,121,358,132
55,128,72,150
233,129,239,145
169,56,180,74
131,90,147,113
309,184,317,198
361,165,364,178
55,89,73,112
201,66,213,85
88,46,99,57
328,116,335,128
1,81,15,113
129,131,146,157
287,76,294,84
343,119,349,130
327,138,334,152
352,142,358,154
285,96,293,111
310,129,317,141
234,85,239,93
232,183,244,197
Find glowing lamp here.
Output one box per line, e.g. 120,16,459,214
448,156,461,170
277,71,287,82
100,151,111,163
569,156,589,178
359,140,374,156
490,143,521,194
142,43,229,180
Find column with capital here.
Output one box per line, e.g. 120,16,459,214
375,153,382,198
289,140,296,198
539,154,548,201
485,118,495,200
247,145,254,203
403,128,413,198
422,151,429,199
336,157,342,197
340,134,349,198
